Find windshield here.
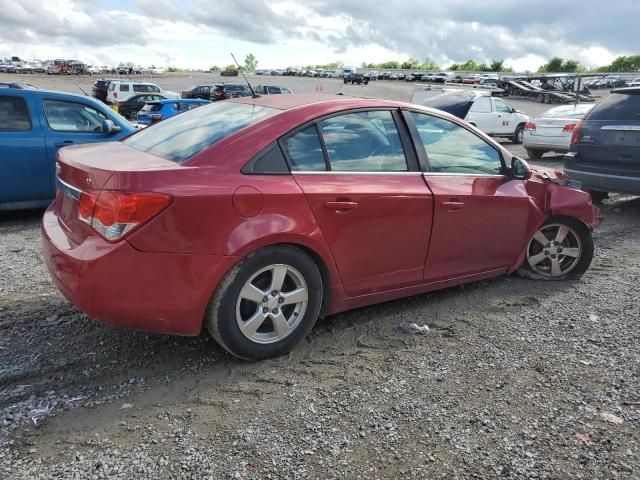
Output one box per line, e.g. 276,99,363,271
124,101,279,162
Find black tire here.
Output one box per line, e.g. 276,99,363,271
513,124,524,144
526,149,544,160
517,216,594,281
205,245,323,360
589,190,608,204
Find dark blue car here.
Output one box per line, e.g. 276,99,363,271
0,88,135,210
136,99,210,125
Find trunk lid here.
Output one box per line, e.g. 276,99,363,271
55,142,180,244
530,117,574,137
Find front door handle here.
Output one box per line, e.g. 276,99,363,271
324,201,359,211
442,200,465,211
55,140,75,147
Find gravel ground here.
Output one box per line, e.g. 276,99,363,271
0,74,637,479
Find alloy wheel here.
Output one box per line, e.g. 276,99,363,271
526,223,582,278
235,264,309,344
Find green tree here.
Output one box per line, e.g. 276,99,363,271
421,59,440,70
224,64,238,72
490,59,504,72
244,53,258,71
448,63,460,71
460,59,480,71
401,57,421,69
209,65,222,71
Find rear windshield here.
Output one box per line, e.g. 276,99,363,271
124,101,279,162
140,103,163,112
540,104,593,119
588,92,640,121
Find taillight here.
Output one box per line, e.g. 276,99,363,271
570,121,582,144
113,92,117,98
563,123,576,132
524,122,536,131
78,190,171,242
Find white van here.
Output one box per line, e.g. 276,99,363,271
106,81,179,104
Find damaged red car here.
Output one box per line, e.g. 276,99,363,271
42,94,598,360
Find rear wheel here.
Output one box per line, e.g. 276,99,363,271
513,125,524,144
517,217,593,280
526,149,544,160
205,246,323,360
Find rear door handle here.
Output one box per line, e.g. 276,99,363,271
55,141,75,147
324,201,359,210
442,200,465,211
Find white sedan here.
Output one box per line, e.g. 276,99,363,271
523,103,595,159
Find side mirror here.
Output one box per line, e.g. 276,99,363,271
102,119,120,134
510,156,531,180
510,107,517,113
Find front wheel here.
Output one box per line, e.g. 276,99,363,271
205,246,323,360
517,217,593,280
513,125,524,144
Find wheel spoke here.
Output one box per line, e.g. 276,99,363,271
555,225,570,243
272,312,291,338
561,247,580,258
281,287,308,306
240,311,267,337
551,259,562,277
528,251,547,266
533,230,549,246
270,265,288,292
240,283,266,304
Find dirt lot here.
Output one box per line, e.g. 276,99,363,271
0,74,638,479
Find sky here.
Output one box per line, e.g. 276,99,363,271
0,0,636,71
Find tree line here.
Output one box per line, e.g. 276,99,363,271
203,54,640,74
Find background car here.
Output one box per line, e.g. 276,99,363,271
564,87,640,202
113,94,166,119
91,78,115,103
0,89,134,210
0,81,38,90
628,78,640,87
523,103,595,159
43,94,596,362
136,98,210,125
210,83,253,101
181,85,214,99
107,81,178,104
254,85,293,95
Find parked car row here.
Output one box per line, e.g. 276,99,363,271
181,83,293,101
1,57,167,76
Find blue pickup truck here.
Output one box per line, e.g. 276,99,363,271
0,88,135,210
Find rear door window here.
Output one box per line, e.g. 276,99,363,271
319,111,408,172
0,96,32,131
267,86,281,94
588,93,640,121
282,125,327,171
120,84,130,92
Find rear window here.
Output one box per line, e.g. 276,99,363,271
540,104,593,119
588,92,640,121
124,101,279,162
0,96,31,131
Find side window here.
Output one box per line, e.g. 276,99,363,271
108,83,116,91
319,111,407,172
267,86,281,94
494,99,511,113
281,125,326,171
410,112,503,175
149,85,161,93
120,84,130,92
469,97,491,113
281,88,292,94
0,96,32,131
43,100,108,133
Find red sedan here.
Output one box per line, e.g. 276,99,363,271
43,94,598,360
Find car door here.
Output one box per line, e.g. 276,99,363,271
0,94,49,206
492,98,515,135
40,98,117,174
405,110,530,281
466,96,494,133
283,109,434,296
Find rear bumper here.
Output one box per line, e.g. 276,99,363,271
42,206,241,335
564,168,640,194
523,136,569,152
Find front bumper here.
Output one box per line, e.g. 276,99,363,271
42,206,240,335
564,168,640,194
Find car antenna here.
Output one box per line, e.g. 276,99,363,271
231,53,259,98
75,84,89,96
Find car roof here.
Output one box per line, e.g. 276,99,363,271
230,93,405,111
154,99,208,104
